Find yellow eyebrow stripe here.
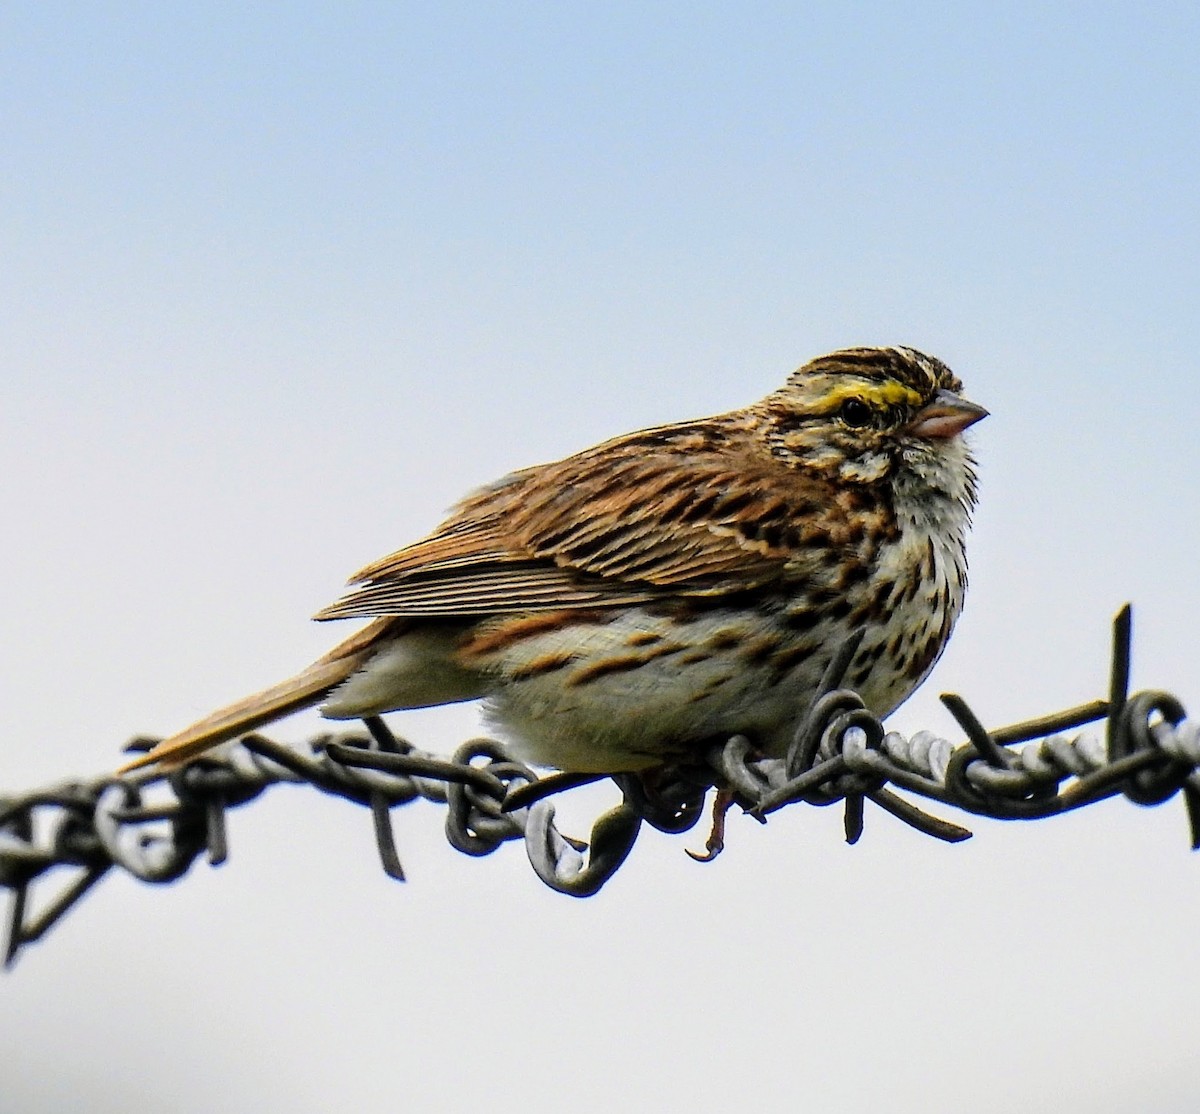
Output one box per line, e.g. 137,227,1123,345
819,380,924,411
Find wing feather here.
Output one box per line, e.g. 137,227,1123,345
316,418,833,621
316,564,657,618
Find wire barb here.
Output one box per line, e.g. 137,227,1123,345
2,604,1197,967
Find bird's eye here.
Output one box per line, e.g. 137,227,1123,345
839,398,872,428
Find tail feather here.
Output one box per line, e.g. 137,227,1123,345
118,633,383,774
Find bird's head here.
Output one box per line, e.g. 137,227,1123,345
757,346,987,503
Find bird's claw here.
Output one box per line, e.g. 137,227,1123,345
686,788,734,863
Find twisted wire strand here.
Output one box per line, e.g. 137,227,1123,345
3,604,1197,967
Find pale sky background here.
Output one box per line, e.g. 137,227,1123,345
3,4,1200,1112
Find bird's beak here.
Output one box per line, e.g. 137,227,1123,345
907,389,989,439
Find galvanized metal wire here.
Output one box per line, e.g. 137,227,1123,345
3,605,1198,967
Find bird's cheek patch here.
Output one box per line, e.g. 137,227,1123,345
838,452,891,484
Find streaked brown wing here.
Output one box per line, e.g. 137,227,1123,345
315,562,658,618
316,420,820,621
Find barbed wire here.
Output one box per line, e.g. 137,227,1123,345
3,604,1198,968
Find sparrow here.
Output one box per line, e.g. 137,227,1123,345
122,346,986,776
